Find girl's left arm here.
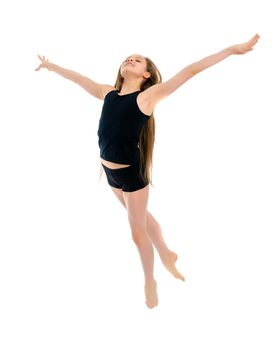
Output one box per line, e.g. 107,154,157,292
149,34,260,103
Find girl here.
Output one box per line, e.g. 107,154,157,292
35,33,260,308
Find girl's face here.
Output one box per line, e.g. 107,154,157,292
120,54,150,79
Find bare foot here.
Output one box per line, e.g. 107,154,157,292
145,279,158,309
161,250,185,281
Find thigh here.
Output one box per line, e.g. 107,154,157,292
123,184,149,231
110,186,127,208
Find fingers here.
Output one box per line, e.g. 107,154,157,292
35,63,42,71
37,54,49,62
36,55,42,71
35,54,49,71
243,34,259,53
251,33,260,40
249,33,260,45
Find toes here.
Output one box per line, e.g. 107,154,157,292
175,271,185,281
146,301,158,308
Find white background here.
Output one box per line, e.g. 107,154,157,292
0,0,279,349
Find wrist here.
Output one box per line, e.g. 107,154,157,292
225,46,234,56
47,62,56,71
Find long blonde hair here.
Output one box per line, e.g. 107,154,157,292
100,56,162,186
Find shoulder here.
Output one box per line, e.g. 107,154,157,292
100,85,117,100
137,84,162,116
138,83,166,106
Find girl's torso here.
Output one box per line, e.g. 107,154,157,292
100,88,154,169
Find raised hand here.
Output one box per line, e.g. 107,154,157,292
35,55,51,71
229,34,260,55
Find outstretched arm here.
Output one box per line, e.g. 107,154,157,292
147,34,260,104
35,55,114,100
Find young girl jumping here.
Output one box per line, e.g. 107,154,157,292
35,33,260,308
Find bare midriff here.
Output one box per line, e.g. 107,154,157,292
100,158,131,169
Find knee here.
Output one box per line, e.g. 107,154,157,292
131,229,146,246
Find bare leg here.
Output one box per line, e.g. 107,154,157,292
110,186,185,281
146,212,185,281
109,186,185,307
132,229,158,308
131,227,155,285
123,186,158,309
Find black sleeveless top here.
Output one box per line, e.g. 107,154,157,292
97,90,151,165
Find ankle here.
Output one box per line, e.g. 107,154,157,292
159,248,172,259
145,278,157,288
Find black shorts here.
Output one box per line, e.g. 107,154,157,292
101,162,149,192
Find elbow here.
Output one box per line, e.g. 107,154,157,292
189,63,201,76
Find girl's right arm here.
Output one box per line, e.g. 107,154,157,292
35,55,114,100
143,34,260,105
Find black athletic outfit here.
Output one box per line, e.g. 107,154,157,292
97,89,151,192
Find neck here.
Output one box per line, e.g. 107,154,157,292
119,77,143,94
